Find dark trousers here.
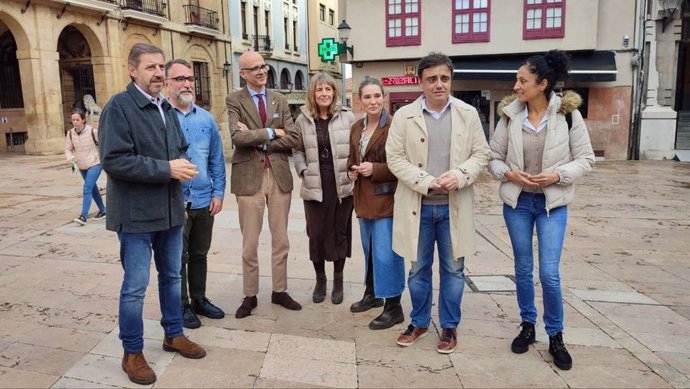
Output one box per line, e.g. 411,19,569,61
181,207,214,306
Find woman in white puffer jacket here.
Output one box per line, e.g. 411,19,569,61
489,50,594,371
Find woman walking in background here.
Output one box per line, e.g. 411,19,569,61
293,72,356,304
348,77,405,330
489,50,594,370
65,107,106,226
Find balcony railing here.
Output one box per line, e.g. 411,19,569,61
120,0,166,17
250,35,272,53
182,4,219,30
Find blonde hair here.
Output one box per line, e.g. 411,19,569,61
305,72,340,118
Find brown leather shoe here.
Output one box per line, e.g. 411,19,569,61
437,328,457,354
162,335,206,359
121,351,156,385
271,291,302,311
235,295,258,319
396,324,428,347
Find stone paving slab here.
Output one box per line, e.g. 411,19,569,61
0,366,58,388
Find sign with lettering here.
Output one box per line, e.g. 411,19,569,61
381,76,420,86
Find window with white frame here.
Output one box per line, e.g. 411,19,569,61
453,0,490,43
386,0,421,46
524,0,565,39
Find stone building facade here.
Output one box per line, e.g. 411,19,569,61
343,0,638,160
0,0,232,155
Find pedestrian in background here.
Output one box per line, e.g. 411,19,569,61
99,43,206,385
347,76,405,329
293,72,356,305
165,59,226,329
488,49,595,370
65,107,106,226
227,50,302,319
387,52,490,354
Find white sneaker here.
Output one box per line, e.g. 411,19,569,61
73,216,87,226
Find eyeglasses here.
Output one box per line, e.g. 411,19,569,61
241,64,269,73
169,76,196,83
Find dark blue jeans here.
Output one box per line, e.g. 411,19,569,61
503,192,568,336
79,164,105,219
117,226,184,353
408,204,465,330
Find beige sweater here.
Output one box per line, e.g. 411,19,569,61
65,125,100,170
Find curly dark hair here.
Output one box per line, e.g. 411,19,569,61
522,50,571,97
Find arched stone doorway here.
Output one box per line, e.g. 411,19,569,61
58,26,95,132
280,68,291,90
295,70,304,90
267,65,276,89
0,25,25,151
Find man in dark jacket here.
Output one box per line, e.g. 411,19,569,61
99,43,206,386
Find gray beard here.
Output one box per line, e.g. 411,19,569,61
178,92,195,106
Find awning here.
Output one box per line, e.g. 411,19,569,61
453,51,617,82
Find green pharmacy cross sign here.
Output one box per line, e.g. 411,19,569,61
318,38,340,62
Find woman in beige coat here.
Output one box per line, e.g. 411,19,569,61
293,72,356,305
488,50,594,371
65,108,106,226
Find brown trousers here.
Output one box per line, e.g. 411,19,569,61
236,168,291,296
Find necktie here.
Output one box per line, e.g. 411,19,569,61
257,94,271,168
257,94,267,126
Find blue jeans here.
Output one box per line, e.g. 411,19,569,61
503,192,568,336
117,226,184,353
79,164,105,219
408,204,465,329
359,217,405,298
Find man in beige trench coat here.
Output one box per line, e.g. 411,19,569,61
386,52,490,354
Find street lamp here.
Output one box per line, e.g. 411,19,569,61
222,61,231,94
337,20,353,107
337,20,354,58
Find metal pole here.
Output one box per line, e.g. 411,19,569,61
8,126,14,152
629,0,648,160
341,62,347,107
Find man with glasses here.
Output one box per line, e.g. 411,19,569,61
226,50,302,319
99,44,206,386
165,59,226,329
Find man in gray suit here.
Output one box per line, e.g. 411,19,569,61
226,50,302,318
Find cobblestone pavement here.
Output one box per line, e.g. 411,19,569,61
0,152,689,388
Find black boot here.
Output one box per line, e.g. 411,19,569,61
511,321,535,354
331,272,344,305
549,332,572,370
369,295,404,330
313,272,327,303
350,267,383,313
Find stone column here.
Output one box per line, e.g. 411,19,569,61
640,22,678,160
16,49,65,155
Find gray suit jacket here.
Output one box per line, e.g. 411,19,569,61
226,87,299,196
